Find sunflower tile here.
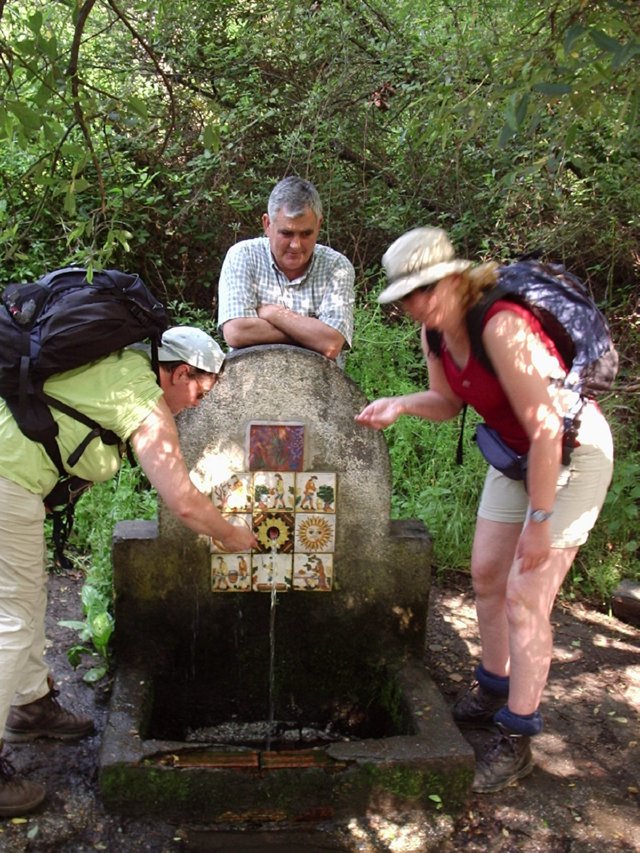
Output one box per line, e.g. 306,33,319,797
253,511,295,553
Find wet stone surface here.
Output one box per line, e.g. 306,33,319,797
0,569,638,852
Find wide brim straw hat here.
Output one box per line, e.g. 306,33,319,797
377,227,473,304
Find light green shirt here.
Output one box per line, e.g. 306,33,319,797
0,349,162,496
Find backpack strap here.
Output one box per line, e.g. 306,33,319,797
423,327,469,466
38,390,122,467
464,286,511,374
44,475,93,569
424,328,442,357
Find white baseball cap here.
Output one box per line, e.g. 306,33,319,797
157,326,225,374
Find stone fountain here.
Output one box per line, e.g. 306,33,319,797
99,345,473,822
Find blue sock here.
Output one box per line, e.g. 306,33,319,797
476,663,510,697
494,705,544,736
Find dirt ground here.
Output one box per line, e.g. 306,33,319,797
1,568,638,852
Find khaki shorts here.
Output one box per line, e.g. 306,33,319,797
477,402,614,548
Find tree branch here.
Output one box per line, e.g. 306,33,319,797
330,139,397,187
106,0,177,156
67,0,106,213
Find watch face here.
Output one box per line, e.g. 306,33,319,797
531,510,552,523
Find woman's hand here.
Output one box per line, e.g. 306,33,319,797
517,520,552,571
355,397,403,430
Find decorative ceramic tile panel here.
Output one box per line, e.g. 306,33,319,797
210,514,252,553
210,419,336,593
294,513,336,553
211,553,252,592
253,511,295,553
211,474,252,513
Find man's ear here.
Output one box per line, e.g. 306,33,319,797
262,213,270,235
171,363,191,383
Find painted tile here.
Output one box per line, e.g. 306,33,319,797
209,466,337,592
294,513,336,553
295,473,336,513
253,511,294,554
210,514,252,553
248,422,305,472
252,471,296,511
211,553,252,592
251,552,292,592
292,553,333,591
211,473,252,513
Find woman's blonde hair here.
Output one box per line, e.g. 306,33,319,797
457,261,500,313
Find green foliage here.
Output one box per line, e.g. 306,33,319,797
347,304,486,571
1,0,637,299
59,461,157,681
0,0,633,650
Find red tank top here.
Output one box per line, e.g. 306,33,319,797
440,300,565,454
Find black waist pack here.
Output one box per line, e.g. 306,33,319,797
475,423,528,482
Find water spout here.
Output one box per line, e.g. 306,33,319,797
266,541,279,751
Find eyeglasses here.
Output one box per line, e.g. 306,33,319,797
187,369,218,397
400,280,440,307
417,280,440,296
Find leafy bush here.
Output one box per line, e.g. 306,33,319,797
346,303,486,572
57,462,157,682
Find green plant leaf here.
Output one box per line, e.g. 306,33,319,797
590,29,623,55
203,124,220,153
532,82,572,97
8,102,42,133
564,24,586,55
83,665,108,684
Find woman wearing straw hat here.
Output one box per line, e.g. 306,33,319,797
356,228,613,793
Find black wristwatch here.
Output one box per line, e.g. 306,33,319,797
530,509,553,523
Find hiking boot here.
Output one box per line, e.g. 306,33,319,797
452,681,505,728
4,683,94,743
472,724,534,793
0,744,45,817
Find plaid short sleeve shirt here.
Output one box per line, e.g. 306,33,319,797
217,237,355,347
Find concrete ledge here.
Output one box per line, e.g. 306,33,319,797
99,660,474,822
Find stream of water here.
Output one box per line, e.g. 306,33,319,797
266,541,278,751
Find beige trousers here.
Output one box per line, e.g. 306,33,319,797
0,477,50,734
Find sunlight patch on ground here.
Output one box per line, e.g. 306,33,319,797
347,812,453,852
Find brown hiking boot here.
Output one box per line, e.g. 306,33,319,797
4,683,94,743
471,724,534,793
452,680,506,728
0,743,45,817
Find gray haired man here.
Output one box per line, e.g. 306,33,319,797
217,176,355,364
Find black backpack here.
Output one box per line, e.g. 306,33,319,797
0,266,170,564
426,258,618,466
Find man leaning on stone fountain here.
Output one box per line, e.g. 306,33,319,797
0,326,257,817
217,176,355,366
